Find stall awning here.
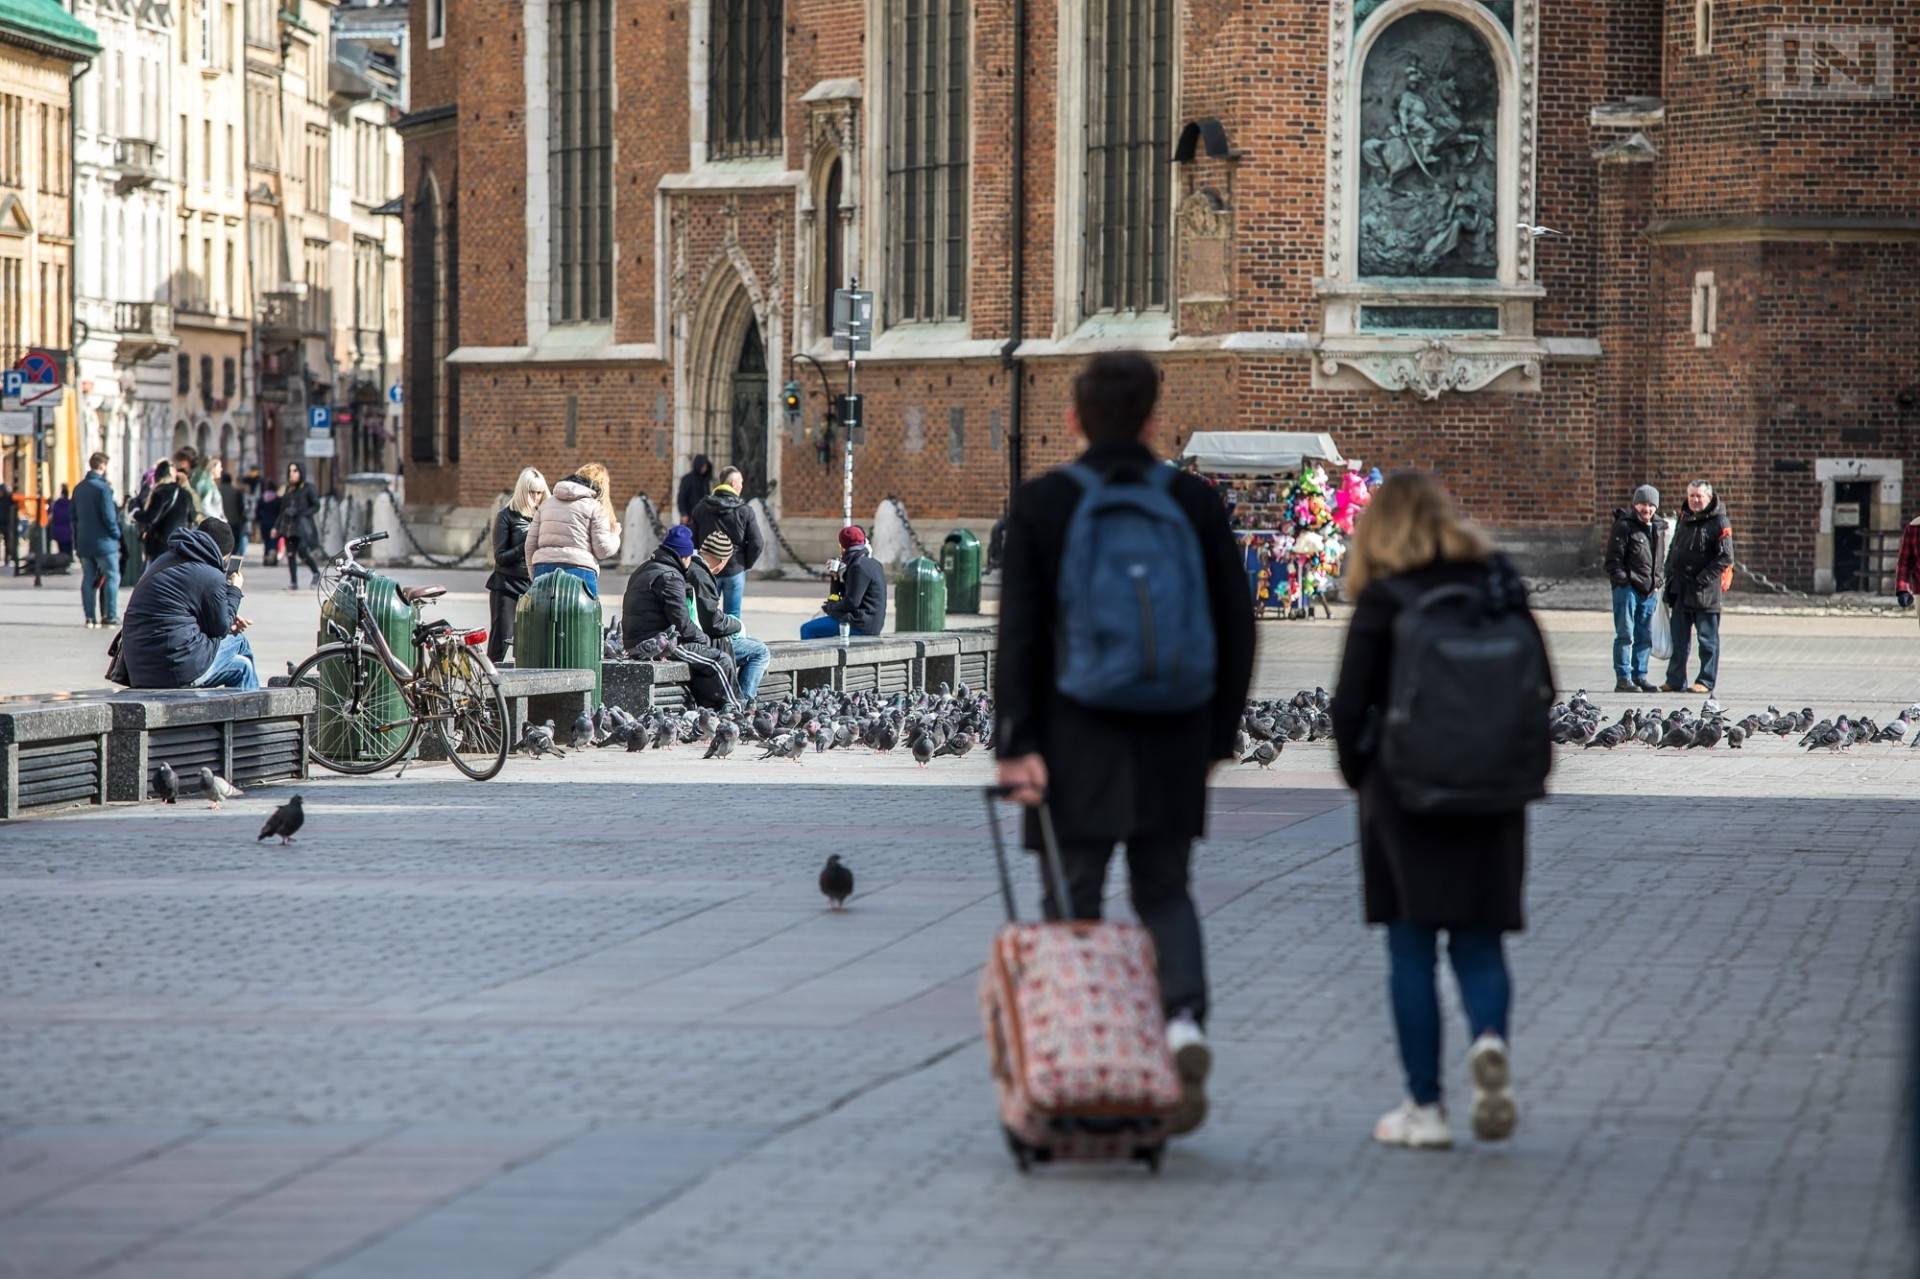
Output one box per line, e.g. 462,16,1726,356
1181,431,1344,474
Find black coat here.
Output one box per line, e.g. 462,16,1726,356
677,456,713,522
121,528,242,688
280,483,320,545
822,546,886,636
687,555,742,647
1331,558,1534,932
136,483,196,559
996,442,1256,846
689,488,763,577
621,547,704,650
1603,507,1663,596
486,508,533,597
1664,494,1733,612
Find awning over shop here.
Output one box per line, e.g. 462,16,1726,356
1180,431,1345,474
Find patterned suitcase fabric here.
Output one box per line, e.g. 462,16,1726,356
980,919,1182,1166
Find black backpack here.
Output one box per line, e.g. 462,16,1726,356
1378,561,1553,815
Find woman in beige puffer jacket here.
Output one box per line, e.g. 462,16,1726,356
528,461,621,598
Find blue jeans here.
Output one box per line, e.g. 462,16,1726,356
800,614,841,640
730,632,769,700
81,553,121,623
1610,585,1656,681
191,632,261,691
1386,921,1511,1106
1664,605,1720,690
533,562,599,599
718,571,744,619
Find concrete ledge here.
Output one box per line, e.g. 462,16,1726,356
601,633,995,711
496,667,596,743
838,638,921,695
103,687,315,802
0,702,113,821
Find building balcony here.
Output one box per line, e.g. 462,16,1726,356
112,138,164,193
257,286,328,341
113,301,176,363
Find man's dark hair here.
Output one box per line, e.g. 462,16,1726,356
88,452,109,471
1072,352,1161,445
200,518,235,559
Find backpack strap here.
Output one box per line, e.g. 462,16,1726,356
1062,463,1103,493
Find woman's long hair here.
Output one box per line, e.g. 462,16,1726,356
285,462,306,490
572,462,611,508
509,467,550,517
1342,470,1491,595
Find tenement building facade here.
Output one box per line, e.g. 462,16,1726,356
401,0,1919,585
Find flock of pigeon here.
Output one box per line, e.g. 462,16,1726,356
512,683,996,767
147,759,305,842
1551,692,1920,751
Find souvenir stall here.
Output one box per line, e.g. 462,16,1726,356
1179,432,1378,619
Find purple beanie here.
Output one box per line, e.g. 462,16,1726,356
661,525,695,557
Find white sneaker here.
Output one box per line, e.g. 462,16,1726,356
1373,1099,1453,1149
1165,1012,1211,1136
1468,1032,1517,1141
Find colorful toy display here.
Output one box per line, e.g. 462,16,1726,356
1229,462,1381,619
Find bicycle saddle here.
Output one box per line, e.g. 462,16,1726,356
398,585,448,604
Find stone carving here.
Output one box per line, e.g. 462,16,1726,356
1359,13,1498,278
1324,339,1537,398
1176,190,1232,333
1325,1,1352,274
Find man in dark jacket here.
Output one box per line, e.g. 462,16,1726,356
800,526,886,638
1662,479,1733,694
690,529,770,701
689,467,763,618
620,524,740,708
1603,484,1664,693
676,454,713,524
74,453,124,628
995,352,1256,1137
121,520,259,690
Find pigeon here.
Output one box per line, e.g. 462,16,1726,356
934,732,975,759
1658,720,1696,749
1725,724,1745,749
153,761,179,804
911,735,935,768
518,719,566,758
1690,720,1723,750
198,768,241,808
758,733,795,761
1805,717,1850,751
258,795,304,845
1241,741,1280,769
703,722,738,760
568,709,596,751
1517,221,1565,238
819,854,854,909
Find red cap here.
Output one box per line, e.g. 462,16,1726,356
838,525,867,550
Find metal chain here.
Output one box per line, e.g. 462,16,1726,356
635,494,668,541
885,496,937,561
380,490,492,569
758,502,829,579
1731,560,1901,614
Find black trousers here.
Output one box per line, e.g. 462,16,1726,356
487,589,520,663
284,537,323,586
1041,837,1209,1027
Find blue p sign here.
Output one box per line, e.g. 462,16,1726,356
308,405,332,431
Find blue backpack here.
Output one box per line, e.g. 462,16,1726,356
1055,463,1217,713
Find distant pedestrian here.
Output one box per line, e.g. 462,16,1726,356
255,480,281,564
1894,514,1920,617
996,351,1256,1137
0,478,13,565
134,461,195,571
529,461,620,599
690,528,770,701
49,484,73,555
189,456,223,529
279,462,324,590
219,464,248,559
1332,470,1548,1151
800,525,887,639
1661,479,1732,694
486,467,548,662
73,453,123,628
690,466,763,618
1604,484,1665,693
676,453,713,523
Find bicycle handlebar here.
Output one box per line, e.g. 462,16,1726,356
341,565,374,582
348,531,390,550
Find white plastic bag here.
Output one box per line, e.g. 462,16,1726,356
1650,596,1673,661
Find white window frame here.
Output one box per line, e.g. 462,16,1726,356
1694,0,1712,55
428,0,446,49
1691,270,1717,347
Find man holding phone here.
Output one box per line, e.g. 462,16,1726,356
120,518,260,691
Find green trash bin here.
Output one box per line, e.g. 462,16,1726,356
895,556,947,632
314,574,414,763
515,570,603,703
940,529,981,614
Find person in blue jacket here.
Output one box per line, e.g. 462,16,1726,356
72,453,124,628
120,520,259,690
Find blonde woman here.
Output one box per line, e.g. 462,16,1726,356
1329,471,1546,1152
528,461,620,599
486,468,548,661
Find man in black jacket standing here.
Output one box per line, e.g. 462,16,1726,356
689,466,763,619
1603,484,1664,693
1662,479,1733,694
799,526,886,638
121,520,258,690
620,525,740,708
994,352,1255,1136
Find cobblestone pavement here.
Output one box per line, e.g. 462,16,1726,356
0,612,1915,1277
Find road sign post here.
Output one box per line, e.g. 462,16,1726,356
829,284,873,647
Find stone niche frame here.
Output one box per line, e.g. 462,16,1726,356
1812,458,1902,594
1316,0,1545,397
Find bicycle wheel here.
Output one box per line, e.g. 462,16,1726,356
430,645,512,781
291,644,420,774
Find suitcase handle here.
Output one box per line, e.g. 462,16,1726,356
984,785,1071,925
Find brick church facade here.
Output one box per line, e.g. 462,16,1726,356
398,0,1917,586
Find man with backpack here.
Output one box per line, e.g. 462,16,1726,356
995,352,1255,1136
1661,479,1733,695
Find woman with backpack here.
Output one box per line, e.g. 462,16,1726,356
1330,470,1550,1152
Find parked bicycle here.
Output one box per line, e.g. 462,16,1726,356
288,532,511,781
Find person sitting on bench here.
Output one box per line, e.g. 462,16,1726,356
120,519,260,691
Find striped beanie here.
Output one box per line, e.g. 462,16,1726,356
700,528,735,560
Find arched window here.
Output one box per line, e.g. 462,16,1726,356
408,170,444,463
817,157,844,333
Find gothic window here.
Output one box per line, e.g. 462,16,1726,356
549,0,613,324
817,158,845,334
708,0,783,160
408,172,445,463
1083,0,1173,315
885,0,969,324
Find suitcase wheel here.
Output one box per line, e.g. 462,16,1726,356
1004,1129,1033,1174
1136,1145,1164,1175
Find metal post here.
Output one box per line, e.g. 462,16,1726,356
30,406,45,587
841,312,856,648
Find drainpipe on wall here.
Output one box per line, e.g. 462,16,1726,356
999,0,1027,519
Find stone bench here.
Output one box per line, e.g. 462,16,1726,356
495,667,597,740
99,687,315,802
0,701,113,820
600,632,994,709
950,627,998,692
838,637,921,695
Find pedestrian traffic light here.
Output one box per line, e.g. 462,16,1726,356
782,380,803,427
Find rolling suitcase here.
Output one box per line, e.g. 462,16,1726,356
979,786,1183,1173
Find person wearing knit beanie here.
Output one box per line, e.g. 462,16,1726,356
701,529,735,561
801,524,886,639
838,525,867,551
660,524,695,561
1604,483,1666,693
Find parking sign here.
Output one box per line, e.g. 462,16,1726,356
308,405,332,431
